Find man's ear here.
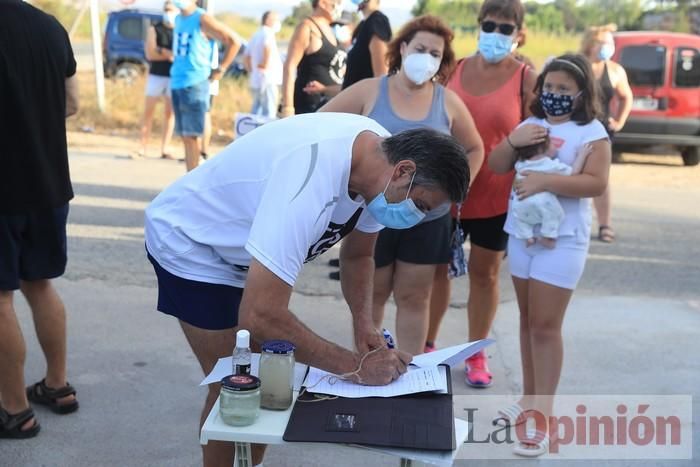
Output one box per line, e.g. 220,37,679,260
398,160,417,178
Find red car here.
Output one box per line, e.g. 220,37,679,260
612,31,700,166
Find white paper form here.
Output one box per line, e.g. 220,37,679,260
411,339,495,368
200,354,308,391
303,365,448,398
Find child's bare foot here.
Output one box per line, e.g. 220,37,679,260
526,238,536,247
539,237,557,249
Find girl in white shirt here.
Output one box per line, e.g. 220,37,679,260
488,54,611,457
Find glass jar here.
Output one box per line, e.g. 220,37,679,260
219,374,261,426
259,340,296,410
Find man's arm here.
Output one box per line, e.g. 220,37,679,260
238,259,410,385
65,75,79,117
200,14,241,81
144,26,171,62
339,229,384,353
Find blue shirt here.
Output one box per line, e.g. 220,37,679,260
171,8,213,89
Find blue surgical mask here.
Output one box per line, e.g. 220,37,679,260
367,172,426,229
539,91,581,117
478,31,514,64
599,43,615,61
172,0,189,10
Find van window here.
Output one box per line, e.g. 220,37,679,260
117,17,144,41
674,47,700,88
620,45,666,87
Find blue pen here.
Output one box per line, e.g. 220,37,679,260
382,328,395,349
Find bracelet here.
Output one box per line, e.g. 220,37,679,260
506,135,518,150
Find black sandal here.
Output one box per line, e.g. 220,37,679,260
598,225,616,243
0,406,41,439
26,379,79,415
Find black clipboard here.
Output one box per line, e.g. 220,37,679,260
283,364,455,451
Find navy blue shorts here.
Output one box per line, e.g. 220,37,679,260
0,204,69,291
147,251,243,330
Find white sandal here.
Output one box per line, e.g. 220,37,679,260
493,402,524,427
513,429,550,457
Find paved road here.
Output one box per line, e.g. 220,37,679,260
2,145,698,466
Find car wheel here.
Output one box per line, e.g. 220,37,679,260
681,147,699,167
113,62,142,84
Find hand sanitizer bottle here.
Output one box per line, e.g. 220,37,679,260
232,329,252,375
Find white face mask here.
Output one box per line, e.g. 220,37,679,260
332,3,344,21
271,21,281,33
163,11,177,25
402,52,441,85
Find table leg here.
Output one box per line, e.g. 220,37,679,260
399,458,413,467
234,442,253,467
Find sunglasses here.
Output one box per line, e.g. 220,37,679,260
480,21,516,36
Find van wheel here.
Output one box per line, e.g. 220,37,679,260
611,150,623,164
681,147,699,167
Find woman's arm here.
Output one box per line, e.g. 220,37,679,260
144,26,170,62
280,21,311,117
317,78,375,114
369,35,389,76
446,89,484,184
515,138,611,199
608,63,633,132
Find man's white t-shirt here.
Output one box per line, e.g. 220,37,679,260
504,116,609,243
145,113,388,288
247,26,283,89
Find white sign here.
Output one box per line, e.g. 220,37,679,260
234,112,274,139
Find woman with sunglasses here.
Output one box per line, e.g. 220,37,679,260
319,15,484,355
426,0,537,387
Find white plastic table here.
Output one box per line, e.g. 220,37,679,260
200,392,470,467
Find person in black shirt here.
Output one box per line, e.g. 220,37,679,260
138,1,177,160
280,0,347,116
0,0,80,438
342,0,392,89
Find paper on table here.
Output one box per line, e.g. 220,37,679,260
200,353,308,391
303,365,448,398
411,339,495,368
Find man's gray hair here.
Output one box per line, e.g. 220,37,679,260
381,128,470,203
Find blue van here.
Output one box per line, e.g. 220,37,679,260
103,9,162,78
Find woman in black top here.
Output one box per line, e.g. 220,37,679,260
138,1,177,159
280,0,347,116
342,0,392,89
581,24,633,243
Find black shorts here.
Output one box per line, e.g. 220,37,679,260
374,213,452,268
457,213,509,252
147,251,243,330
0,204,69,290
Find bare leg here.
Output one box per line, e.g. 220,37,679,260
161,97,175,156
179,321,266,466
467,244,504,341
511,277,534,408
202,111,212,157
426,264,450,346
183,136,201,172
392,261,436,356
593,184,612,228
20,279,75,406
0,290,35,430
527,279,573,423
371,263,394,329
139,96,159,157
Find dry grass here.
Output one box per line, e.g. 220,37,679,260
69,72,252,143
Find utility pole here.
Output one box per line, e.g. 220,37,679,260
90,0,106,112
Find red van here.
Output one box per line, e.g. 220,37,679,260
612,32,700,166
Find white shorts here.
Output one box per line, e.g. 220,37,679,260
507,235,589,290
145,74,171,98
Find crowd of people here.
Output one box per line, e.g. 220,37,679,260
2,0,633,464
